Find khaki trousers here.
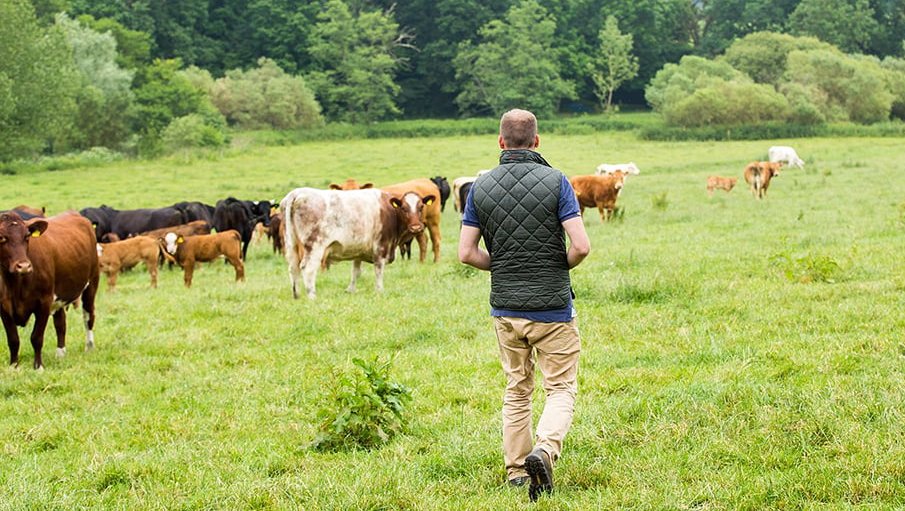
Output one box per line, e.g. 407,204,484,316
493,316,581,480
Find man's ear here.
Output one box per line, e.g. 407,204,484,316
498,134,505,149
533,134,540,149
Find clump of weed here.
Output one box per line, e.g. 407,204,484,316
650,192,669,211
311,357,412,452
771,250,842,283
449,263,478,278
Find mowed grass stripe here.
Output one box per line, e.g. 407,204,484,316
1,133,904,509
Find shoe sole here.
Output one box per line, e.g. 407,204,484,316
525,453,553,502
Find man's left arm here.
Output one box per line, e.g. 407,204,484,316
458,225,490,270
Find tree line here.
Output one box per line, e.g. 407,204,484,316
2,0,904,161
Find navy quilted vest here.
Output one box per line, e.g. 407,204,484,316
473,150,571,311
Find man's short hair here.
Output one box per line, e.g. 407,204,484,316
500,109,537,149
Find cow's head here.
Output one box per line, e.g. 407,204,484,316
162,232,185,256
0,213,48,275
767,162,783,177
330,179,373,190
390,192,435,235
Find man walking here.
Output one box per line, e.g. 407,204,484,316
458,109,591,502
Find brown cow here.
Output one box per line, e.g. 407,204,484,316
706,176,738,196
280,187,431,299
12,205,46,217
743,161,782,199
139,220,211,240
159,230,245,288
0,212,99,369
570,172,627,222
97,236,160,290
330,178,373,190
381,178,442,262
269,212,284,254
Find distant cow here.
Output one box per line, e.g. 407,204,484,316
268,212,285,254
570,173,627,222
11,205,46,218
382,178,442,263
79,205,118,242
706,176,738,196
0,212,99,369
212,198,272,260
452,176,478,214
768,146,804,169
160,230,245,288
330,178,373,190
172,201,215,224
743,161,782,199
97,236,160,290
109,206,185,240
280,187,431,299
430,176,451,212
139,220,211,240
595,162,640,175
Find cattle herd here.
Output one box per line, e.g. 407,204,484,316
1,145,804,369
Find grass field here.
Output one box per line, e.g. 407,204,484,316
2,130,905,509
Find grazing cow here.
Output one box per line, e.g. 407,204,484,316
330,178,373,190
0,212,99,369
139,220,211,240
743,161,782,199
706,176,738,196
595,162,640,175
280,187,431,299
269,212,284,254
768,146,805,169
430,176,451,212
11,205,46,218
79,205,118,242
108,206,185,240
172,201,215,224
382,178,442,263
159,230,245,288
452,176,477,214
97,236,160,290
212,198,271,260
570,172,627,222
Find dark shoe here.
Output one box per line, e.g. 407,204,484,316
508,475,529,487
525,447,553,502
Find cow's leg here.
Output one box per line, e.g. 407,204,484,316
82,273,98,351
301,246,325,299
347,260,362,293
30,308,50,370
230,255,245,282
183,257,195,288
147,257,158,288
106,270,118,291
416,231,428,263
429,225,441,263
53,309,67,358
374,259,386,293
1,312,21,367
597,203,608,222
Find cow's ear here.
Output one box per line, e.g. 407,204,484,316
390,197,402,209
361,183,374,189
26,219,48,238
329,184,342,190
423,195,436,206
177,236,185,244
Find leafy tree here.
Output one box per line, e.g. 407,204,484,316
881,57,905,119
722,31,835,85
645,55,747,112
56,13,135,150
307,0,410,123
789,0,880,54
0,0,77,160
31,0,70,24
695,0,800,57
207,57,323,129
453,0,575,117
664,80,791,127
75,14,152,70
588,16,639,111
160,113,226,154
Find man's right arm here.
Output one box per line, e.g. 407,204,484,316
562,216,590,269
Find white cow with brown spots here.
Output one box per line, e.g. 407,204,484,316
280,187,434,299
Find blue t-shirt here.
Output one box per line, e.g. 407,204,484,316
462,173,581,322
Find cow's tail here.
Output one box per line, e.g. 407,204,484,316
280,192,302,298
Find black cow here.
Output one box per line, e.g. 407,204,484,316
79,205,118,242
430,176,451,212
109,207,184,241
212,198,272,260
173,201,215,224
458,181,474,219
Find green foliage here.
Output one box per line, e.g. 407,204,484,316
453,0,576,117
160,114,227,154
306,0,407,123
208,58,323,130
0,0,78,161
75,14,152,70
771,250,843,283
588,16,639,112
722,31,836,85
665,80,791,127
881,57,905,120
789,0,880,54
312,357,412,452
645,56,747,112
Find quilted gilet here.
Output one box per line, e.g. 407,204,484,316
473,153,571,311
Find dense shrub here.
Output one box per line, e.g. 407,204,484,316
645,56,747,112
722,32,836,85
664,80,790,127
160,114,226,153
881,57,905,120
210,58,322,130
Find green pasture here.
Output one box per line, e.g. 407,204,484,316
2,132,905,509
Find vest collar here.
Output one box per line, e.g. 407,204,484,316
499,149,552,168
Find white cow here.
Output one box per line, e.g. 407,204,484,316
595,162,640,175
280,187,433,299
768,146,805,169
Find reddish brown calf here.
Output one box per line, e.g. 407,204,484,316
97,236,160,290
160,230,245,288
